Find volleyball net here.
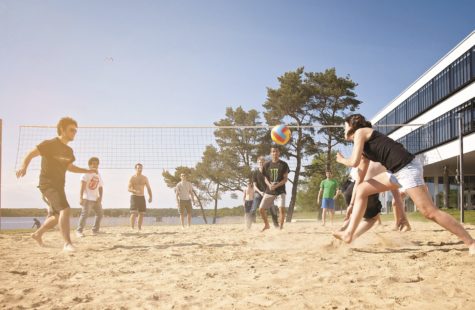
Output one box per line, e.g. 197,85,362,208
15,125,361,171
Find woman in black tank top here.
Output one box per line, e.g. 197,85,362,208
332,114,475,255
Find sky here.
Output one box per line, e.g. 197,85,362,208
1,0,475,211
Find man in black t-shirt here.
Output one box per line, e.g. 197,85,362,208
259,146,290,231
16,117,96,252
251,156,279,227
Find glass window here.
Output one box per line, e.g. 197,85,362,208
451,52,471,91
419,81,433,112
433,68,450,103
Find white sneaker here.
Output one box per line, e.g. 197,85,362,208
63,244,76,252
75,231,85,238
469,243,475,255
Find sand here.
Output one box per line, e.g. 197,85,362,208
1,221,475,309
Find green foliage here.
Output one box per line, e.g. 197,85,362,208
306,68,362,171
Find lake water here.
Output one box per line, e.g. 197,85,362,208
0,216,243,230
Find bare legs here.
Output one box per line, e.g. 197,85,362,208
31,208,73,250
31,214,59,246
406,186,475,248
333,172,398,243
259,207,271,231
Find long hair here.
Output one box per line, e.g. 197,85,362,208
344,114,372,137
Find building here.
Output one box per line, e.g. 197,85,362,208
371,30,475,210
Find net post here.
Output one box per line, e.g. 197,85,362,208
457,114,464,223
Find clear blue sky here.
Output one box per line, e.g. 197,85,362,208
1,0,474,209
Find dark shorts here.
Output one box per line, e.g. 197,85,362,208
178,200,192,215
244,201,253,213
365,194,382,219
130,195,146,213
344,182,355,206
40,187,70,215
344,182,381,219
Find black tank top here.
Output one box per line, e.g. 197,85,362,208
363,130,415,173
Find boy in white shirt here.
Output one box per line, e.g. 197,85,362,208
76,157,104,237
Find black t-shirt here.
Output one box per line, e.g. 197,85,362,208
262,159,290,195
252,169,267,194
363,130,414,173
37,138,75,189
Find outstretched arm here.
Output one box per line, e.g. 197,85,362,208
68,163,96,174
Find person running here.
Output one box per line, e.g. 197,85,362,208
317,171,340,226
175,173,196,228
76,157,104,237
259,146,290,231
333,114,475,255
243,178,255,229
128,163,152,231
16,117,96,252
252,156,279,227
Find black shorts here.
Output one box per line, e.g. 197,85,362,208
130,195,146,213
343,182,355,206
365,193,382,219
344,182,381,219
40,187,70,215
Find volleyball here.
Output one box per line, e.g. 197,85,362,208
271,124,291,145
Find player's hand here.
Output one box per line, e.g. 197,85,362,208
336,152,344,164
148,197,152,203
80,198,84,205
16,166,27,178
317,199,320,205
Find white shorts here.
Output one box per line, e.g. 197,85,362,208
387,158,425,192
259,193,286,209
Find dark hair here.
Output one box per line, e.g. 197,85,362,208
135,163,143,169
271,145,281,152
88,157,100,165
57,117,78,135
344,114,372,137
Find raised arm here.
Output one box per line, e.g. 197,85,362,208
16,147,40,178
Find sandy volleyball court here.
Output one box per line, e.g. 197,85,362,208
1,221,475,309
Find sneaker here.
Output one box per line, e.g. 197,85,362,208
75,231,85,238
63,244,76,252
469,243,475,255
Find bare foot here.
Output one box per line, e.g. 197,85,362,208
31,233,44,247
398,219,411,232
261,225,270,232
279,224,284,230
332,230,352,243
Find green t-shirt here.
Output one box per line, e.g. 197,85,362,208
320,179,339,199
